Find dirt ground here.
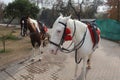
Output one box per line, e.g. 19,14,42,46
0,26,32,67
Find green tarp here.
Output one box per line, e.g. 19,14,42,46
95,19,120,41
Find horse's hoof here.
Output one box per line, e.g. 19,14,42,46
87,66,91,69
31,59,35,62
38,59,41,62
41,51,43,54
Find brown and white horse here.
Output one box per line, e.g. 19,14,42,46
49,14,100,80
20,16,49,61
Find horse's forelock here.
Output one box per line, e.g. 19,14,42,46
52,15,71,30
52,16,62,28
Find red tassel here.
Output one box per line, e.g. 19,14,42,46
65,27,71,34
64,35,72,41
44,26,48,32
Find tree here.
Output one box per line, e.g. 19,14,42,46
61,0,105,19
39,8,54,27
38,0,107,27
108,0,120,21
39,0,69,28
0,29,19,53
0,1,6,22
4,0,39,19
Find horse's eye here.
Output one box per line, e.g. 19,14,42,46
57,30,61,33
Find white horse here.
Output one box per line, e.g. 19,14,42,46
49,14,100,80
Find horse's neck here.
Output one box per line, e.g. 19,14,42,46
67,19,87,42
28,23,36,33
67,19,94,54
28,18,40,33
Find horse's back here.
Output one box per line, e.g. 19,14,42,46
69,19,98,58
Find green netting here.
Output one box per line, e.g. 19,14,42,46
95,19,120,41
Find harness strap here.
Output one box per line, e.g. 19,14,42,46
49,40,60,47
59,21,87,53
74,28,87,50
61,28,87,53
49,22,67,49
58,21,67,45
58,22,67,27
75,49,82,64
61,21,76,51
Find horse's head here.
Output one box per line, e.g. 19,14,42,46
20,16,28,37
49,14,71,54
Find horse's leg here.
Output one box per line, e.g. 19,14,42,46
72,64,78,80
31,47,36,61
31,40,36,61
87,54,92,69
81,57,87,80
38,46,43,61
38,41,43,61
39,40,44,54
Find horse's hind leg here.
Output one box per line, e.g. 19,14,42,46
31,48,36,61
37,40,45,61
72,64,78,80
31,47,42,62
87,54,92,69
39,40,44,54
81,57,87,80
38,46,43,61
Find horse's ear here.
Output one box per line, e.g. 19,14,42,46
59,13,63,17
68,15,71,18
66,15,71,21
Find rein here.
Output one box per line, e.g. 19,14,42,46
61,29,87,51
49,21,67,47
64,21,76,50
55,21,87,53
59,21,67,45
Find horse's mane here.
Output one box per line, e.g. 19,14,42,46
67,18,87,33
28,18,40,33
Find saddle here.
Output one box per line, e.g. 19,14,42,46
87,22,100,49
37,21,48,33
37,21,48,40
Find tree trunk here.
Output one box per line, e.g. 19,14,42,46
2,36,6,52
6,16,16,27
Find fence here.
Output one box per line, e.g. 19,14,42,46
95,19,120,41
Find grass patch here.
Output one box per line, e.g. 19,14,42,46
0,49,11,54
0,34,20,41
7,35,20,40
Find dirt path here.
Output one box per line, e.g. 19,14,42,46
86,39,120,80
0,26,32,67
0,38,120,80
